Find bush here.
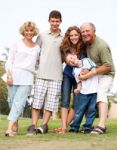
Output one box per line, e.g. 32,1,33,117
23,102,32,118
0,98,9,115
0,62,9,114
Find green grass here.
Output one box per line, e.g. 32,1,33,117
0,115,117,150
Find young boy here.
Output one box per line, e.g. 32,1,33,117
69,56,98,133
27,10,63,134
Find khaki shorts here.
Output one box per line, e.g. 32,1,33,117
97,75,113,103
32,78,62,112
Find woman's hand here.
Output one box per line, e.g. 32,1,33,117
7,71,13,86
7,75,13,85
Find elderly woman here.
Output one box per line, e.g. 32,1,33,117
5,21,40,136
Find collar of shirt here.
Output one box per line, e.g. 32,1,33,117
47,29,64,37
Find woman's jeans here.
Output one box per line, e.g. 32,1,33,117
70,93,97,132
61,74,78,109
7,85,31,122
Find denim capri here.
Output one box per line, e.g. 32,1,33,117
7,85,31,122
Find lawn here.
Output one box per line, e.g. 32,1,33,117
0,115,117,150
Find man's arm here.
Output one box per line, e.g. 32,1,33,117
95,65,111,74
80,65,112,80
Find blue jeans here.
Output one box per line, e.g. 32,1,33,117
61,74,78,109
7,85,31,122
70,93,97,132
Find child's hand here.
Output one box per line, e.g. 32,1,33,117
74,81,82,94
74,88,80,94
73,57,82,67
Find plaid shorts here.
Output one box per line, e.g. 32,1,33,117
32,78,62,112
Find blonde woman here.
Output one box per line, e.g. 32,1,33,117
5,21,40,136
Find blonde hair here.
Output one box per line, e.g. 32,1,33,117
19,21,39,36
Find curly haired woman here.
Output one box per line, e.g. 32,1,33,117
54,26,86,134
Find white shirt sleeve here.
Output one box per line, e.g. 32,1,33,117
5,42,17,72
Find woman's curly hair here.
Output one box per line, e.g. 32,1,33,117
60,26,86,60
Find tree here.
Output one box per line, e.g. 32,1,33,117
0,61,9,114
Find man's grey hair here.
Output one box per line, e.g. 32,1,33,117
80,22,96,31
89,22,96,30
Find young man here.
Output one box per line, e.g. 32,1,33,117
27,10,63,134
67,22,115,134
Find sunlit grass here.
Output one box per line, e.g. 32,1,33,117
0,115,117,150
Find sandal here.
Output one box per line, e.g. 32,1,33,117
90,126,107,135
58,129,67,134
5,130,16,137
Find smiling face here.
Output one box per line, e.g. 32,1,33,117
49,17,61,32
19,21,39,39
80,23,96,44
23,26,35,40
69,29,80,45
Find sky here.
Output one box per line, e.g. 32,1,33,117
0,0,117,92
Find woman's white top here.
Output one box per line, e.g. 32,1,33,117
6,40,40,85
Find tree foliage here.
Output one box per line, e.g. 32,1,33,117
0,61,9,114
